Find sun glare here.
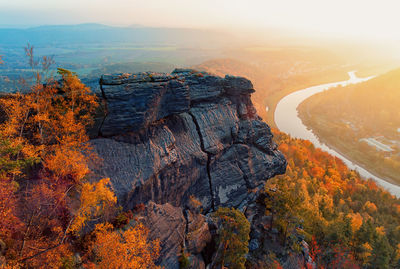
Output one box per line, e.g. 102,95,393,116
2,0,400,42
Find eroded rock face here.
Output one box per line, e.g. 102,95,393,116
132,202,211,269
133,202,186,269
90,69,286,211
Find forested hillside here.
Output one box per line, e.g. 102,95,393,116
0,53,161,267
266,130,400,268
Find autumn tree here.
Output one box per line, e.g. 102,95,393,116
0,45,98,185
211,207,250,269
70,178,117,234
265,178,301,246
265,129,400,268
87,222,160,269
0,46,114,268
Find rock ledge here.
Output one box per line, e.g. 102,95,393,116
90,69,286,211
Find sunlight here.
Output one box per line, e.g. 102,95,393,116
2,0,400,42
1,1,400,268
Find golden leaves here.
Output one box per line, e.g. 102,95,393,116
347,212,363,232
70,178,117,234
89,222,160,269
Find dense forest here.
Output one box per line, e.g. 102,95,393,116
0,51,163,268
298,68,400,184
266,130,400,268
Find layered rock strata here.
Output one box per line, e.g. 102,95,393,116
90,69,286,212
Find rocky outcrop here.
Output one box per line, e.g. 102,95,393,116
131,202,211,269
133,202,186,268
90,69,286,212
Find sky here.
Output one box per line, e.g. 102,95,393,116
1,0,400,41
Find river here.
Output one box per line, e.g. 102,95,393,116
274,71,400,197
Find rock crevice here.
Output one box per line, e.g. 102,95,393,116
90,69,286,212
188,111,215,210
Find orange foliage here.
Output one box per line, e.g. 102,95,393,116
23,243,72,269
363,201,377,213
0,48,106,267
269,129,400,268
0,69,98,184
0,180,23,244
88,223,160,269
347,213,363,232
396,243,400,260
70,178,117,234
311,166,325,179
376,226,386,236
4,179,74,267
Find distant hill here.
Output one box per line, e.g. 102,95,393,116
88,61,176,77
0,24,231,48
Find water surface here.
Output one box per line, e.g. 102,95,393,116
274,71,400,197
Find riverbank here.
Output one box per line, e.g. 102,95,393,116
263,65,391,127
299,113,400,186
274,71,400,197
298,99,400,186
262,71,349,127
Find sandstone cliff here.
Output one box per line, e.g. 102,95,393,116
89,69,287,267
90,69,286,211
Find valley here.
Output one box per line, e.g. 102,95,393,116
1,22,400,268
298,69,400,186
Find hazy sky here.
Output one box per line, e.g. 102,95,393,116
1,0,400,41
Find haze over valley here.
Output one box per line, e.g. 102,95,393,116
1,1,400,268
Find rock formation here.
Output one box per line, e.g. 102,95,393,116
89,69,287,267
130,202,211,268
91,69,286,211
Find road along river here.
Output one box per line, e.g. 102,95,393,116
274,71,400,197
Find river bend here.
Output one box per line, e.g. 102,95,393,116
274,71,400,197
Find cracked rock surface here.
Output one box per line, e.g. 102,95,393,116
90,69,287,212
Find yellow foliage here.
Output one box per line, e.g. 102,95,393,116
44,146,90,183
363,201,378,213
90,222,160,269
376,226,386,236
358,242,373,264
362,242,372,252
347,213,363,232
396,243,400,260
0,70,98,183
70,178,117,233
